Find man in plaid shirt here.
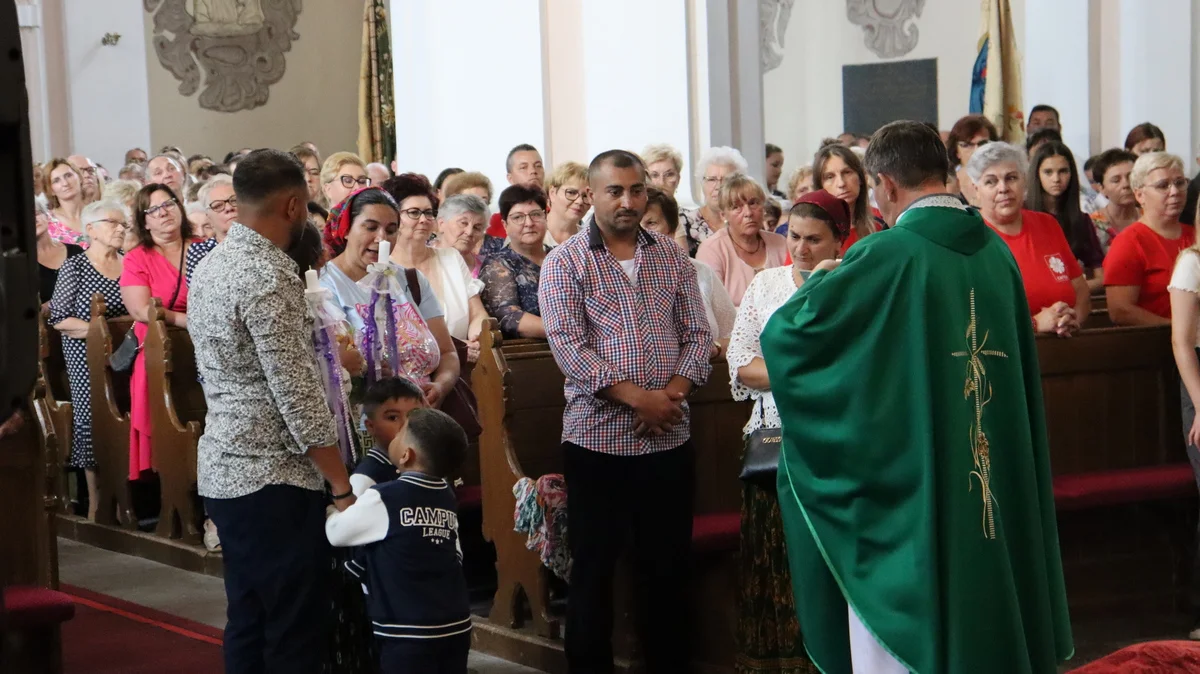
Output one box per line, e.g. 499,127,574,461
539,149,713,672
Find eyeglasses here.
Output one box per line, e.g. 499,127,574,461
339,175,371,188
958,139,991,150
1146,178,1190,193
77,166,97,177
208,195,238,213
306,168,320,178
507,210,547,226
561,187,590,203
91,218,128,229
144,199,178,218
400,207,437,221
702,176,723,185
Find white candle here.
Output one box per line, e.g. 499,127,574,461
305,269,319,292
378,240,391,263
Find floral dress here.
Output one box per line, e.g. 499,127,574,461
48,215,89,249
479,244,550,339
679,208,715,258
726,266,816,674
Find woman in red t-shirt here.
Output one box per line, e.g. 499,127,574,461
966,142,1089,336
1103,152,1196,326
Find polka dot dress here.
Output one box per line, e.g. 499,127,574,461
48,254,128,469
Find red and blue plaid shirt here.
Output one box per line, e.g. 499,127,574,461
539,218,713,455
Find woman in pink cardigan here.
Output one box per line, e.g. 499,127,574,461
696,174,789,306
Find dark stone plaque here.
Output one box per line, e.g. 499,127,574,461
842,58,938,136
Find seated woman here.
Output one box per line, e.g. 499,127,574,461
120,183,218,480
480,185,551,339
384,175,487,363
102,179,145,253
320,151,371,210
1126,122,1167,156
543,161,590,248
813,142,883,254
772,164,813,235
1026,141,1105,290
682,147,751,256
435,193,492,279
641,187,736,356
695,175,788,307
966,142,1089,336
442,170,504,265
1089,149,1140,253
947,114,999,207
1104,151,1197,326
49,200,129,519
44,158,88,247
319,187,460,406
36,199,83,308
726,189,847,673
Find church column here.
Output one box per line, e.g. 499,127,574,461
702,0,765,186
1023,0,1093,159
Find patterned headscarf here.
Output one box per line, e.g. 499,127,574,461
322,186,397,257
794,189,852,241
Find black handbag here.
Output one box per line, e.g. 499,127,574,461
738,426,782,487
110,244,185,373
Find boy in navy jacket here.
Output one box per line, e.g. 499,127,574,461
350,376,426,496
326,407,471,672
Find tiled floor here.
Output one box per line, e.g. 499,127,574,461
57,538,545,674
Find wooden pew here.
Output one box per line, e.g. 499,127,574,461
37,313,72,514
472,322,746,671
142,298,204,543
86,294,136,529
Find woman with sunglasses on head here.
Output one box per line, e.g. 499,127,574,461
544,161,590,248
1105,152,1197,326
120,183,218,482
321,151,372,209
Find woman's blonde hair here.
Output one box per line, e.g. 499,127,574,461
442,171,494,203
716,174,765,212
545,161,587,191
786,165,813,200
1130,151,1184,190
102,179,141,209
320,151,366,186
641,144,683,173
42,158,82,209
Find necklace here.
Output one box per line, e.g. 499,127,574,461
729,231,763,256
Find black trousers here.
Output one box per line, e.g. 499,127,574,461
206,484,331,674
378,632,471,673
563,441,695,674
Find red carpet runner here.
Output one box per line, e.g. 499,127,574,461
60,584,224,673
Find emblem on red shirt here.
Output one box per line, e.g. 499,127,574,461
1044,254,1068,282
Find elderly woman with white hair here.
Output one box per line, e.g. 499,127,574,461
966,142,1089,335
680,146,750,256
1103,151,1196,326
48,200,131,520
103,179,145,252
199,174,239,243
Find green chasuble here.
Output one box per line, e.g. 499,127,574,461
761,197,1073,674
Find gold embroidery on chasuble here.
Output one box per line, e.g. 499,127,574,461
951,289,1009,539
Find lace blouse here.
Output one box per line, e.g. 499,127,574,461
693,259,736,340
726,266,799,435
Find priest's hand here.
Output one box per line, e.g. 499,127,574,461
813,258,842,274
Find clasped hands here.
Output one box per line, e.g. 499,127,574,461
1034,301,1079,338
630,388,686,437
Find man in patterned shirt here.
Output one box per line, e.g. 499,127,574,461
188,149,356,674
540,149,713,672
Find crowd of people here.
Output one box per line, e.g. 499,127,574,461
25,102,1200,673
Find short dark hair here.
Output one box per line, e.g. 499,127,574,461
307,201,329,220
498,184,548,221
645,187,680,234
863,120,950,190
434,167,464,191
363,377,426,419
288,220,324,278
587,149,645,184
404,407,468,478
196,164,230,182
1124,122,1166,151
1090,148,1138,186
1026,127,1062,151
1030,104,1060,122
1083,153,1100,177
765,143,782,158
505,144,540,173
232,149,307,207
947,114,999,165
132,183,191,248
762,198,782,225
382,172,439,211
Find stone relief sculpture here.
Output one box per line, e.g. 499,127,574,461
760,0,796,73
846,0,926,59
145,0,302,112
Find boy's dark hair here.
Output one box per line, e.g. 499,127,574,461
363,377,425,418
1025,127,1062,151
405,408,468,478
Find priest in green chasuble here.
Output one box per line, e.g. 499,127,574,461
761,121,1073,674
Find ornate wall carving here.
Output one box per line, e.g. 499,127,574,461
760,0,796,73
846,0,926,59
144,0,302,112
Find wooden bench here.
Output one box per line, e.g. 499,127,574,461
37,313,72,514
85,294,136,529
472,322,746,670
142,298,205,543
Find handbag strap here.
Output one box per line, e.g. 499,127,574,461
404,267,421,306
165,241,186,311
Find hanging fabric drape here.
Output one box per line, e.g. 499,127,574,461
970,0,1024,144
357,0,396,165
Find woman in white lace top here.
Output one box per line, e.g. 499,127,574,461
724,189,850,672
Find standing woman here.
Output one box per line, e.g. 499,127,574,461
44,158,89,247
812,143,882,255
696,175,789,307
681,147,750,256
120,183,218,480
946,114,999,207
726,190,848,674
1169,240,1200,641
543,161,591,248
321,152,371,210
1027,142,1106,289
36,200,84,308
49,201,130,520
1125,122,1167,156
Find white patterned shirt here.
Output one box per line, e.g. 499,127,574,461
727,266,799,435
188,223,336,499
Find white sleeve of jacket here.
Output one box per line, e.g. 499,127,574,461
325,487,389,547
